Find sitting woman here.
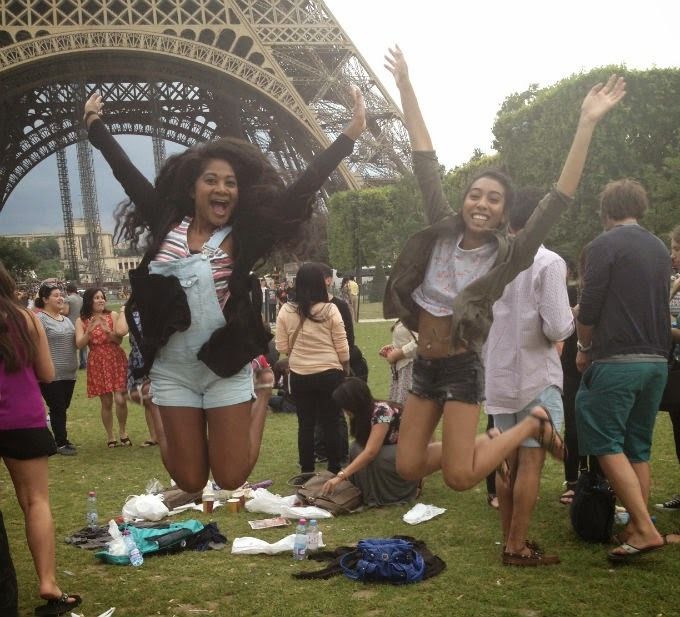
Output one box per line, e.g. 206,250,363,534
322,377,419,506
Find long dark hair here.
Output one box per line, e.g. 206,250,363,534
114,137,310,283
80,288,109,319
0,262,36,371
293,263,329,322
34,284,59,310
332,377,375,447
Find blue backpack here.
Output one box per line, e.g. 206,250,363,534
340,538,425,584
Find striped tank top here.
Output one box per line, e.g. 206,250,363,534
154,216,233,308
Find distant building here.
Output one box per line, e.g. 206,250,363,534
2,218,142,283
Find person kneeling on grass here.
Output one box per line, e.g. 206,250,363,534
322,378,420,506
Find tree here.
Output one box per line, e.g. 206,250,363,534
34,258,64,282
492,66,680,257
0,238,38,280
28,237,61,260
327,173,426,274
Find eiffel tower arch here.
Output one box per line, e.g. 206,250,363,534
0,0,410,220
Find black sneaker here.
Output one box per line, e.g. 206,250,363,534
655,495,680,511
57,444,77,456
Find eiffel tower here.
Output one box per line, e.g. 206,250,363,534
0,0,410,281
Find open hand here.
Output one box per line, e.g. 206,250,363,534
384,45,409,89
343,85,366,141
321,476,342,495
580,75,626,125
83,92,104,127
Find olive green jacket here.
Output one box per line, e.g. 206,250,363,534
383,150,573,353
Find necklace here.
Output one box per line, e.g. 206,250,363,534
43,310,64,321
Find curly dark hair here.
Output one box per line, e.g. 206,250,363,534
80,288,110,320
114,136,310,276
0,262,36,371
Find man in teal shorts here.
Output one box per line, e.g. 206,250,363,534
575,179,671,563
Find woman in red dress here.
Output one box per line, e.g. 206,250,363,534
75,289,130,448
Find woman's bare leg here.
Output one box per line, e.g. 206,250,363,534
249,388,271,470
441,403,562,490
99,392,114,442
396,393,443,481
114,391,129,440
206,401,256,489
4,456,76,606
157,406,208,492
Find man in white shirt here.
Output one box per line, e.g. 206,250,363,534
484,188,574,566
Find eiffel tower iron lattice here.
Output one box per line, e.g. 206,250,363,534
0,0,411,224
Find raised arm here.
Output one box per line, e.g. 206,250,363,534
263,86,365,248
282,85,365,201
504,76,627,275
556,75,626,197
83,93,160,228
384,45,432,151
384,46,451,225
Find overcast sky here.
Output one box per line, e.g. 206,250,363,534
1,0,679,235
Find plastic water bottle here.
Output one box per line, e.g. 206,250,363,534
122,530,144,567
292,518,308,561
86,491,98,529
307,519,320,552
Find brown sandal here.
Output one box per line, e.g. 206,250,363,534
503,546,560,566
107,440,118,449
530,406,566,461
486,428,511,482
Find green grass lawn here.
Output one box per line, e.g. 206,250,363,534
2,321,680,616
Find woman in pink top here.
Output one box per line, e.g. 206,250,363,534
276,263,349,475
0,263,81,615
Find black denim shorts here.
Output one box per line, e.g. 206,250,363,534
410,351,485,406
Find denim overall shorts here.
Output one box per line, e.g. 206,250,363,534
148,225,254,409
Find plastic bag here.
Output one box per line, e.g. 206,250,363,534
402,503,446,525
279,504,333,520
145,478,163,495
105,520,127,557
231,533,325,555
244,489,298,515
122,494,169,521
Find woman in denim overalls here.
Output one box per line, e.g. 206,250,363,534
84,88,367,492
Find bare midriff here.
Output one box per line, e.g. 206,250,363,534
416,308,467,358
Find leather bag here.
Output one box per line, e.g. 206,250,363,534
297,471,362,515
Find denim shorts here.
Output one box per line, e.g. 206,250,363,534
410,351,485,406
150,357,254,409
492,386,564,448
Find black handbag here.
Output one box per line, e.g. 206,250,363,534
570,467,615,543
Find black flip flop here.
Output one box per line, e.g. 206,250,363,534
35,593,82,616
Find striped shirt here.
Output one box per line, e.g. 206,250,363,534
37,311,78,381
154,216,233,308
